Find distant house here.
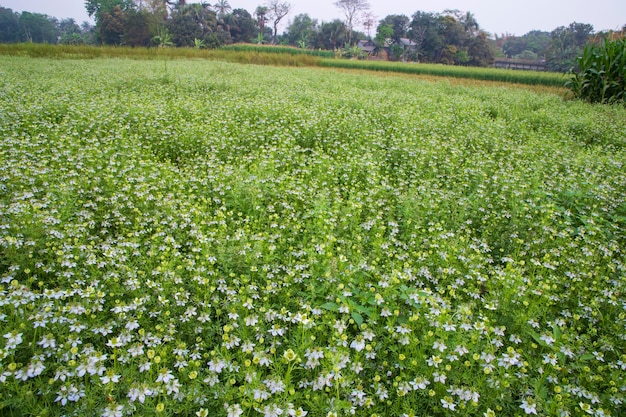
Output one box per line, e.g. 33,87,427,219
398,38,417,62
357,38,418,61
357,39,376,56
494,58,546,71
399,38,417,48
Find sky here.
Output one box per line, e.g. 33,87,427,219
1,0,625,36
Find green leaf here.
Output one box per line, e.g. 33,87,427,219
320,302,338,312
530,331,544,346
351,312,364,326
354,304,373,317
553,326,561,341
579,354,594,362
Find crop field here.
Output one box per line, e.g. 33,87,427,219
0,56,625,417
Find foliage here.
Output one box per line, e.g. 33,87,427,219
502,31,551,59
85,0,134,19
320,58,565,86
166,3,221,48
377,14,410,44
18,11,59,44
566,38,626,104
317,19,348,50
546,22,595,72
0,55,625,417
402,10,493,66
266,0,291,45
221,43,334,58
123,9,153,47
152,26,173,47
99,6,126,45
284,14,318,48
334,0,370,45
0,7,21,43
214,0,232,18
223,8,257,44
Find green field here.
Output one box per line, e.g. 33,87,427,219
0,56,625,417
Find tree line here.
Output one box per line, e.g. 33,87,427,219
0,0,623,70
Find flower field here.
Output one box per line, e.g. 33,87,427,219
0,56,625,417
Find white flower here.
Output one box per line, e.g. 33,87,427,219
100,372,121,384
262,404,283,417
264,377,286,394
441,396,456,410
288,407,308,417
3,331,23,350
433,372,447,383
156,368,174,383
520,398,538,415
350,336,365,351
37,334,56,349
102,404,123,417
224,404,243,417
433,341,447,352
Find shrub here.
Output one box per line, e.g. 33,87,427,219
566,38,626,104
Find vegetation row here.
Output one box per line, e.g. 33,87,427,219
0,43,569,88
0,56,625,417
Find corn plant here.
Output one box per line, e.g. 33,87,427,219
566,38,626,104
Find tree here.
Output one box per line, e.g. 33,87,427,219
59,18,82,36
167,2,221,47
85,0,134,44
19,12,59,43
266,1,291,44
460,11,479,36
361,12,376,39
224,9,257,43
502,36,527,57
225,8,257,43
99,6,126,44
85,0,134,20
0,7,21,43
58,18,84,44
315,19,347,50
378,14,409,44
467,30,494,66
409,11,443,63
123,9,152,46
546,22,594,71
524,31,551,56
333,0,370,45
214,0,231,18
285,13,317,47
254,6,269,41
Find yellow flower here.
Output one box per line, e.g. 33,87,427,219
156,403,165,413
283,348,298,362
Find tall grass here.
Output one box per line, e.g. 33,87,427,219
321,59,568,87
222,43,335,58
0,43,321,67
0,43,568,87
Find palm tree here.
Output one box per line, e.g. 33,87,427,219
255,6,268,35
214,0,231,18
462,11,479,36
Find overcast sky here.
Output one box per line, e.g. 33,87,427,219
2,0,625,36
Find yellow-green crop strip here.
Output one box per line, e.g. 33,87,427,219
0,57,625,417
